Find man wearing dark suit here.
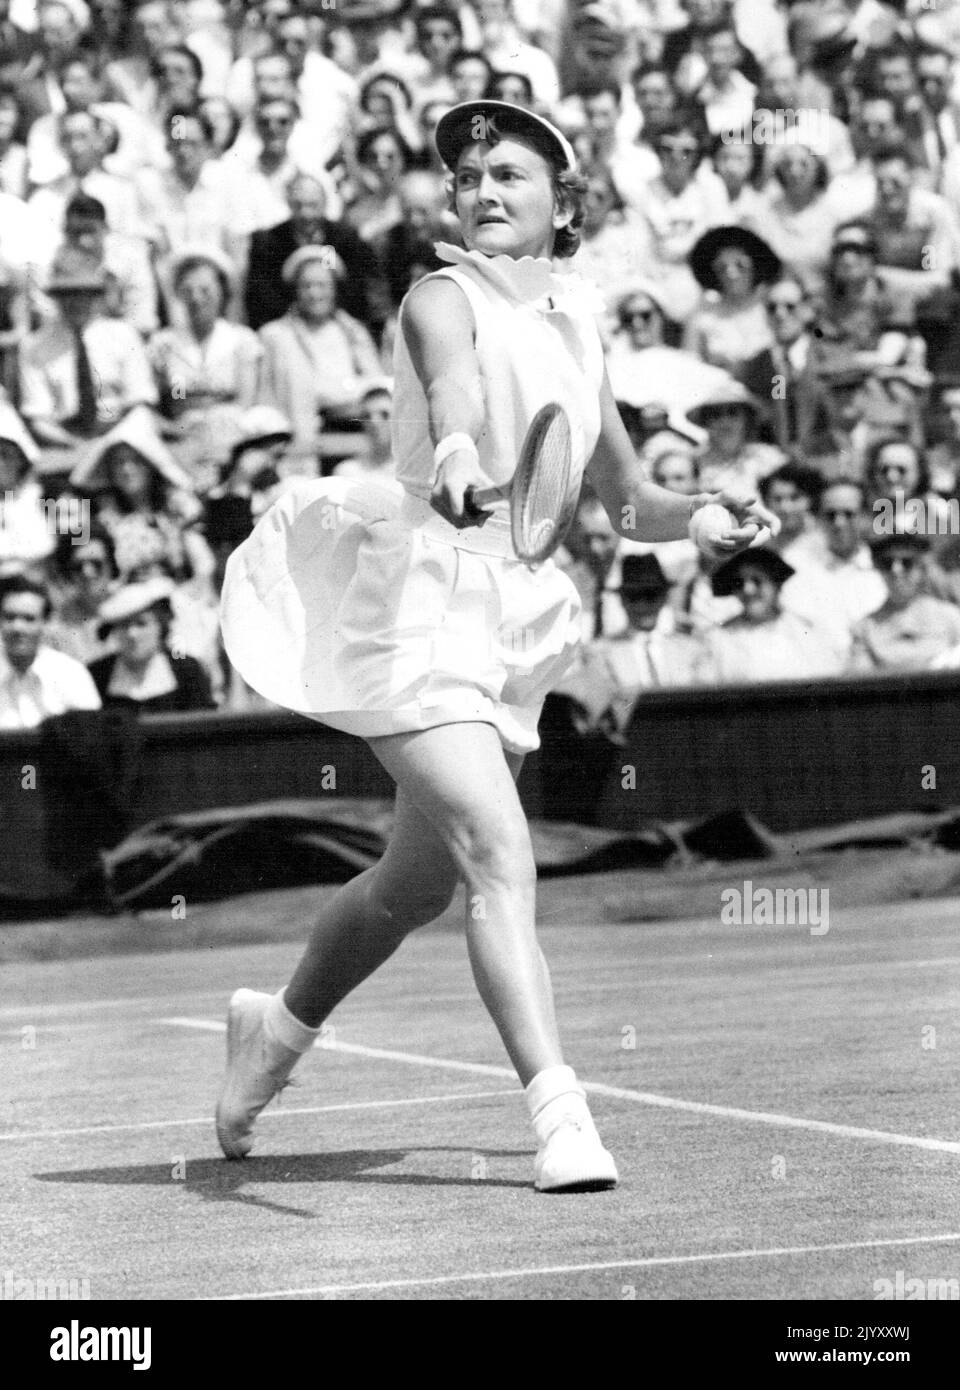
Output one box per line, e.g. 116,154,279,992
244,171,390,334
741,275,829,453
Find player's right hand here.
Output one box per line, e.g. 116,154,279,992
431,452,492,529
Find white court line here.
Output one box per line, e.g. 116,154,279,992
0,1089,519,1143
206,1231,960,1300
162,1017,960,1156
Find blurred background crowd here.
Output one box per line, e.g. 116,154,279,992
5,0,960,736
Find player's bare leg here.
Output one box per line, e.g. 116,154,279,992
216,790,459,1158
368,723,617,1191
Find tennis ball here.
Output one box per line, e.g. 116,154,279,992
688,502,740,549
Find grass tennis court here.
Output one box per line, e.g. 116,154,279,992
2,874,958,1301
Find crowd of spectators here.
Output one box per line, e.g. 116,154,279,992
4,0,960,735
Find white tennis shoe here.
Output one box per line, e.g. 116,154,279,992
215,989,300,1159
534,1113,619,1193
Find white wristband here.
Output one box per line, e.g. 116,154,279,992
433,433,479,471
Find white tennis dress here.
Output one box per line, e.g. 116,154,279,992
219,243,606,754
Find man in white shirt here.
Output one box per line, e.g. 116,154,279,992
696,23,756,138
780,480,887,665
28,109,145,246
19,249,158,459
0,574,101,729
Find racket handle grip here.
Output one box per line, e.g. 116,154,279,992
464,484,502,512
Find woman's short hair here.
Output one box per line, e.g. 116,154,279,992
759,460,825,505
709,130,765,186
359,71,413,113
445,113,588,259
152,43,204,87
485,71,535,105
172,252,231,309
356,126,413,168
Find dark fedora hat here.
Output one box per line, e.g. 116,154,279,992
711,545,795,596
689,225,782,291
618,553,671,595
435,100,578,172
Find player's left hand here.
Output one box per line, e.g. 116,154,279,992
708,489,781,551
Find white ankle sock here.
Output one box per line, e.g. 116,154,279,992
525,1065,591,1146
264,990,322,1054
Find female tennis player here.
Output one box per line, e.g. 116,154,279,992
216,100,776,1192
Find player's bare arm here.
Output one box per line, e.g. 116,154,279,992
586,365,779,551
401,277,488,528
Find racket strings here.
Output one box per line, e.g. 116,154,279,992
514,411,574,563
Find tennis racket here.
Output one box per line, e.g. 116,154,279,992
464,402,576,567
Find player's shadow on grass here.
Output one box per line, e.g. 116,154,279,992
35,1148,531,1216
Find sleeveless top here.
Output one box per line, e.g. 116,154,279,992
392,242,607,537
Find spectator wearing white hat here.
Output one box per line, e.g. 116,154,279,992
70,404,213,587
687,381,784,495
256,245,382,454
88,574,215,712
0,572,101,729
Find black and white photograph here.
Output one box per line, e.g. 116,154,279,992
1,0,958,1339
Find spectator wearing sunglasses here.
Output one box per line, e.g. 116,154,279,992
606,282,731,419
218,95,318,238
849,532,960,673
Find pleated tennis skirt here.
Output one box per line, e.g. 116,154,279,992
219,478,582,754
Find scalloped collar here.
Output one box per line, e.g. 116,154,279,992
434,242,605,315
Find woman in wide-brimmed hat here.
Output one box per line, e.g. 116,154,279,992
148,246,262,492
703,544,841,682
684,224,781,375
71,405,215,586
88,574,215,713
687,380,786,494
